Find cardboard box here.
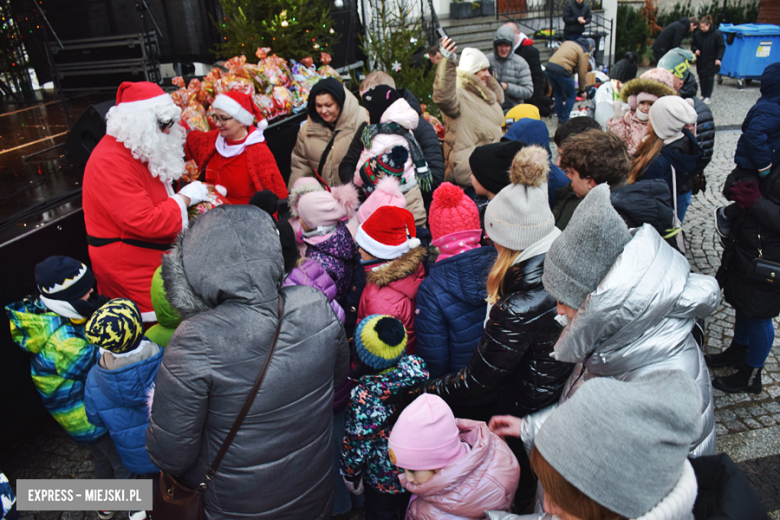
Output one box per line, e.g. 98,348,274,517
586,72,596,87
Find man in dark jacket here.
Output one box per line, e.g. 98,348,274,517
652,16,698,63
691,15,726,103
562,0,592,41
505,22,554,117
146,206,350,519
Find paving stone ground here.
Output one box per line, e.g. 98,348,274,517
3,76,778,519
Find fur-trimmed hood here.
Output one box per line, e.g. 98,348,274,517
456,69,500,105
161,205,284,319
620,78,678,102
366,246,427,289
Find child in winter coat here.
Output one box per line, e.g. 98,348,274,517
607,68,678,155
297,184,360,301
288,177,326,257
351,85,430,226
84,298,163,476
629,95,702,222
416,182,496,378
341,315,429,519
355,206,426,354
144,266,181,348
388,394,519,519
3,256,141,482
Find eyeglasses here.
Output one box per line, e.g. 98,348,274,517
158,120,175,131
212,115,234,124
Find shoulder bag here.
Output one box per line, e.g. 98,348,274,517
746,225,780,286
152,296,285,520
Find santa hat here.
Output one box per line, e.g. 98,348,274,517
212,91,269,131
356,206,421,260
114,81,174,114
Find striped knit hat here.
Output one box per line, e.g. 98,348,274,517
360,146,409,192
86,299,145,354
355,315,407,371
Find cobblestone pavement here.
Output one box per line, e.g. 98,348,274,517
3,78,778,519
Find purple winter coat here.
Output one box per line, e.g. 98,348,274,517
282,258,346,324
304,222,358,302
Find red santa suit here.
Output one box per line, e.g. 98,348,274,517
185,92,288,204
83,82,188,320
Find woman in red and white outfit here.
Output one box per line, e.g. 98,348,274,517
185,91,288,204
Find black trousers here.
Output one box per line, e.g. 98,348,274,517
699,73,716,98
363,485,410,520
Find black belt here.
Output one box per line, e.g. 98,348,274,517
87,234,173,251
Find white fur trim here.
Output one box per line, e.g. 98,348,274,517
115,93,173,113
39,295,84,320
633,460,697,520
212,94,255,126
146,382,155,418
172,194,189,232
355,225,411,260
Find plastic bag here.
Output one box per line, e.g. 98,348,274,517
187,183,230,223
181,105,210,132
214,74,255,96
421,106,445,140
254,87,292,121
317,52,341,80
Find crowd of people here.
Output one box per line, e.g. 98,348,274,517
4,14,780,520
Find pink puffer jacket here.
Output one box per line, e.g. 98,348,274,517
607,109,648,156
399,419,520,520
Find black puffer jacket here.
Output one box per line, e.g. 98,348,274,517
652,16,691,58
611,179,674,235
515,42,547,104
717,165,780,319
562,0,592,38
692,97,714,176
691,28,726,77
691,453,769,519
407,253,574,417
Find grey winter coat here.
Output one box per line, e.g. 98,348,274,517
487,26,534,110
146,206,350,519
522,225,718,458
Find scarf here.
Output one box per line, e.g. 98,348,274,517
361,122,432,192
215,127,265,158
433,229,482,262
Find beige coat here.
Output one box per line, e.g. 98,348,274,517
433,58,505,188
289,87,368,188
548,41,590,90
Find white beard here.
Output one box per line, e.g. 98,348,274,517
105,103,186,184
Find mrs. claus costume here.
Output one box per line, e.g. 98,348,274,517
185,91,288,204
83,81,208,321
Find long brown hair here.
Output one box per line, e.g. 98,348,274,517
531,448,627,520
486,246,522,305
628,120,664,184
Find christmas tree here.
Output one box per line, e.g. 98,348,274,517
214,0,340,61
0,0,32,96
358,0,439,116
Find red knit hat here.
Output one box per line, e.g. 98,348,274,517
212,91,268,130
356,206,421,260
428,182,481,241
114,81,173,113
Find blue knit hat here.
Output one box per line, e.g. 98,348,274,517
86,298,145,354
354,315,407,371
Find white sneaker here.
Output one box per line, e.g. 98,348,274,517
703,97,711,104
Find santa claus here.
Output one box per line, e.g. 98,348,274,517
185,91,288,205
82,81,209,321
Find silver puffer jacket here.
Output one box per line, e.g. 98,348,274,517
522,225,719,458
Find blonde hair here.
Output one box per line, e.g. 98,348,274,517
486,246,522,304
628,120,664,183
360,71,396,95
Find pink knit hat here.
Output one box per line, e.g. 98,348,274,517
639,68,676,90
388,394,468,471
297,184,358,228
428,182,481,241
357,177,407,224
636,92,659,105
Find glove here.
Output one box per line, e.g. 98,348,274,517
342,475,364,495
612,99,625,120
178,181,210,207
729,181,761,211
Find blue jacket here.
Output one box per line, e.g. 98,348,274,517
735,62,780,171
85,342,163,475
415,246,497,378
641,129,703,195
504,119,570,207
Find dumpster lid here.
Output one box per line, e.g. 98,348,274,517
720,23,780,36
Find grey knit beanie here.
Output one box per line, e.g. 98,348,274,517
484,145,554,251
542,184,631,309
535,370,702,518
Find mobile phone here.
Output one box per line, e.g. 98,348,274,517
436,27,448,40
